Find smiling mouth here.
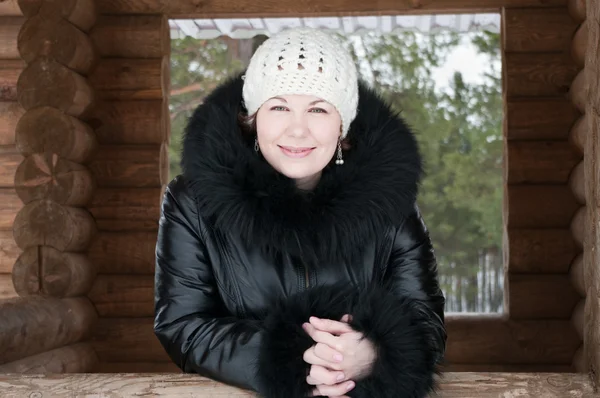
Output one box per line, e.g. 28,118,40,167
278,145,316,158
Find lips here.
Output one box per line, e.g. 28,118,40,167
278,145,315,158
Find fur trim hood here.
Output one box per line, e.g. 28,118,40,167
181,73,423,265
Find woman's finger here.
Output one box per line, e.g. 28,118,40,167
303,322,341,350
308,365,345,386
314,342,344,365
313,380,355,397
340,314,353,323
309,317,354,335
303,346,339,369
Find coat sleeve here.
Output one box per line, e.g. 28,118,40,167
255,204,447,398
153,177,264,392
353,203,447,397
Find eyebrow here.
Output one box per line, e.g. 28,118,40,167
272,97,325,106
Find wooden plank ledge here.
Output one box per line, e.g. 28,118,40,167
0,372,596,397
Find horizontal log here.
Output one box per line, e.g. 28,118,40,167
88,274,153,317
89,58,169,100
0,342,98,373
88,231,158,274
13,199,97,251
570,160,586,204
572,20,588,68
88,187,163,228
0,188,22,230
507,228,578,273
569,69,587,113
505,98,579,140
94,218,159,232
0,229,19,273
86,100,166,145
12,245,96,297
97,0,568,17
508,274,581,319
14,153,95,206
503,7,578,53
0,296,97,365
15,106,98,163
17,57,94,117
0,16,22,59
94,361,181,373
0,0,21,16
569,114,587,154
0,273,17,299
504,52,580,97
568,0,587,22
0,101,24,145
91,316,580,364
570,253,585,296
570,206,587,248
91,15,169,58
505,185,579,228
0,372,594,397
0,59,23,101
18,14,97,74
88,144,167,188
505,140,581,184
0,144,21,187
18,0,96,31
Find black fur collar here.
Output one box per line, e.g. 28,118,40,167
180,74,423,265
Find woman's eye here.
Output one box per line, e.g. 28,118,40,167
271,106,287,111
310,108,327,113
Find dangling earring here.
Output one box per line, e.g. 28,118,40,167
254,137,259,152
335,137,344,165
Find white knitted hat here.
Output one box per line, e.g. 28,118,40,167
242,27,359,138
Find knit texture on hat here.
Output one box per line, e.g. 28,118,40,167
242,27,359,137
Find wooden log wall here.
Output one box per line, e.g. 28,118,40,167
0,0,100,372
501,4,585,372
81,11,171,373
566,0,591,374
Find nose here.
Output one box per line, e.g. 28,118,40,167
286,117,309,138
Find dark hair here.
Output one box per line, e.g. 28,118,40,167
237,111,352,150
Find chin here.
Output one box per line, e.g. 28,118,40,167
276,162,323,181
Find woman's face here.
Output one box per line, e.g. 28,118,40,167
255,94,342,190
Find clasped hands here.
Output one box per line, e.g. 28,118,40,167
302,315,376,398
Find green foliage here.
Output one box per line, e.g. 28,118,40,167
168,28,504,313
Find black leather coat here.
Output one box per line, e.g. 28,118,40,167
154,75,447,398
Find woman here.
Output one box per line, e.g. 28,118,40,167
154,27,447,398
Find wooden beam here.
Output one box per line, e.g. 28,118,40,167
0,342,98,373
90,15,169,59
505,98,579,141
503,7,578,53
88,144,168,188
96,0,567,17
88,231,158,274
0,144,21,188
91,316,580,364
0,16,23,59
508,274,582,319
0,59,24,102
506,228,578,273
505,185,579,228
505,140,581,184
0,188,22,230
88,274,153,317
0,101,24,146
504,52,580,98
0,372,595,397
0,296,97,365
87,187,163,231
